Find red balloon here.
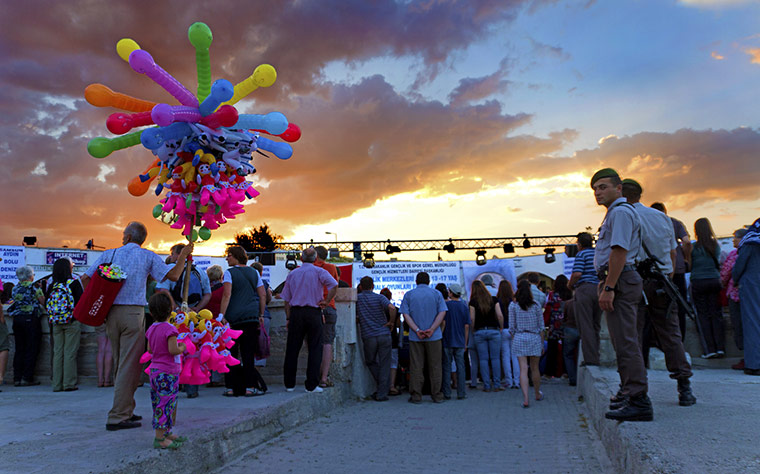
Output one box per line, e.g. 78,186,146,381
279,123,301,142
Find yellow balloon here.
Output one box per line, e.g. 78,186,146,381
116,38,140,62
252,64,277,87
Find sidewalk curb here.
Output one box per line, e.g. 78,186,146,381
108,384,352,474
579,366,658,474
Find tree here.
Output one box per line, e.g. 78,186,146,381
233,223,283,252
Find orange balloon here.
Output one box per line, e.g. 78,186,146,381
128,158,160,196
85,83,156,112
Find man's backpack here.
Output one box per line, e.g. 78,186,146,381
46,279,75,324
170,266,203,306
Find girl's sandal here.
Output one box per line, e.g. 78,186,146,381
166,433,188,443
153,437,182,450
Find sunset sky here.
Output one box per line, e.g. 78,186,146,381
1,0,759,258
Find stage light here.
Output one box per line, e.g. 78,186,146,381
544,247,556,264
285,252,298,270
475,250,487,266
522,234,531,249
363,252,375,268
23,236,37,246
385,241,401,254
502,243,515,253
443,240,456,254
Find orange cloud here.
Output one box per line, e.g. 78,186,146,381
711,51,725,60
744,47,760,63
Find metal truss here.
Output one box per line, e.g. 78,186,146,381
273,234,579,254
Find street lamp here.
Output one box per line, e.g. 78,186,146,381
325,231,338,244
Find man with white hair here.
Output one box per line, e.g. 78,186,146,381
81,222,193,431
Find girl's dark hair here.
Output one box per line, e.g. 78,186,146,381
435,283,448,300
553,275,572,301
694,217,718,259
46,258,73,298
497,280,514,314
149,293,173,322
515,280,535,310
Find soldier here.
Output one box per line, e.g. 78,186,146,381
590,169,652,422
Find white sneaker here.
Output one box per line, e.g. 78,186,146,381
305,386,324,393
285,387,295,392
701,352,717,359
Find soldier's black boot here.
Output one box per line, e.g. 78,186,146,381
605,393,654,422
677,378,697,406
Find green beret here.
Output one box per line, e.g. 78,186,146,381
590,168,619,187
621,178,642,193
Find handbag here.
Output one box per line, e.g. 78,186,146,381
73,249,126,327
256,323,270,360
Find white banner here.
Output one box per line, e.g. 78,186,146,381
352,261,462,305
0,246,25,286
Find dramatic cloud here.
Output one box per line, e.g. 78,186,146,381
448,57,511,106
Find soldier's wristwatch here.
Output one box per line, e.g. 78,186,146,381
603,285,615,292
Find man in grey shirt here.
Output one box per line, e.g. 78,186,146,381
356,276,397,401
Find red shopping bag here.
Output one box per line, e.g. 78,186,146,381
73,264,125,327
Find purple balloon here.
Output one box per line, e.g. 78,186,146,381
129,50,199,108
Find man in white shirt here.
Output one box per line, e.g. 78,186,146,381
622,179,696,407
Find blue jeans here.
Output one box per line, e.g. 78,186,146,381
500,329,519,387
563,327,580,384
442,347,466,398
474,329,501,390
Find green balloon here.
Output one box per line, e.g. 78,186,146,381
188,22,212,48
198,227,211,241
189,229,199,242
152,204,163,218
87,137,113,158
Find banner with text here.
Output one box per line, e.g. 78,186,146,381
352,261,462,306
0,246,26,285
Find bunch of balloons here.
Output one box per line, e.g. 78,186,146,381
85,21,300,241
140,309,244,385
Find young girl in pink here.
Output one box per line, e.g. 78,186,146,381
146,293,187,449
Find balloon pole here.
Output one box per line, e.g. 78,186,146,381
181,229,193,313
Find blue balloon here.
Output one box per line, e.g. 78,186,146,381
257,137,293,160
199,79,234,116
233,111,288,135
140,123,192,150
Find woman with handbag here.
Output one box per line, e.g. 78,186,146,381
218,246,268,397
690,217,725,359
8,266,45,386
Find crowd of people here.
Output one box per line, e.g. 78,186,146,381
0,174,758,436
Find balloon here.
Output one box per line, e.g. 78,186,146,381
199,105,238,129
151,104,202,127
107,111,154,135
87,131,143,158
116,38,140,62
129,158,161,196
199,79,233,117
257,136,293,160
188,22,213,102
254,122,301,142
234,111,288,135
85,84,156,112
221,64,277,106
198,227,211,241
129,49,199,108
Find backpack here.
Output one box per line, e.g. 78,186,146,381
46,279,75,324
170,266,203,306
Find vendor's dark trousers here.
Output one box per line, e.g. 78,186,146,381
637,278,693,379
563,327,580,385
672,273,688,341
12,313,42,383
575,282,602,365
284,306,323,391
691,278,725,354
225,321,267,395
362,334,392,398
728,299,743,350
409,340,443,402
601,271,647,398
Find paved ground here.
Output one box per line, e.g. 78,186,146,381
215,378,614,474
